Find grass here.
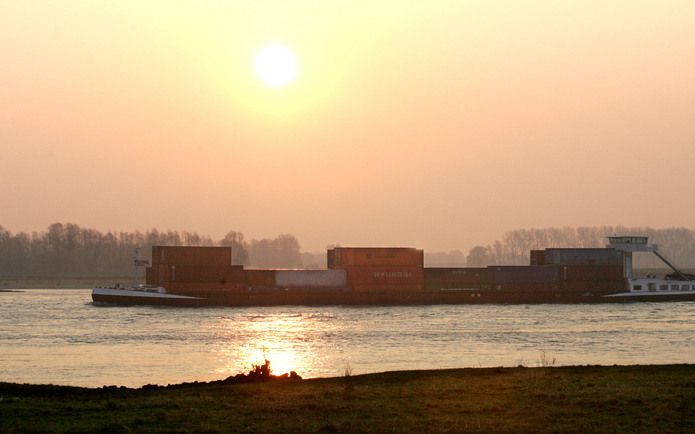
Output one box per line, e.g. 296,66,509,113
1,365,694,433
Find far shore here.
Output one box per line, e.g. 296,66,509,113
1,364,693,432
0,277,131,290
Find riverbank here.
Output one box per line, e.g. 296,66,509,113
1,365,693,433
0,277,130,289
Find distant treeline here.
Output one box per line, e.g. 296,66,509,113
0,223,306,278
460,227,695,268
2,224,694,277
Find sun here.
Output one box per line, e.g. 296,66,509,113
254,44,299,88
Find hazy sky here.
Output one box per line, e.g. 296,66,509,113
2,1,695,251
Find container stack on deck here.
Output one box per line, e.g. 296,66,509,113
328,247,424,291
145,246,246,296
424,248,625,293
145,246,350,296
142,245,627,303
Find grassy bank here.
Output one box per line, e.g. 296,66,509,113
1,365,694,433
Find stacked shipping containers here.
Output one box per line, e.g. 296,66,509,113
146,246,246,294
424,268,489,290
142,244,626,297
275,269,347,288
328,247,424,291
426,248,626,292
532,247,625,290
542,248,623,266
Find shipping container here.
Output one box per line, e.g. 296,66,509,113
425,267,487,285
166,281,248,296
560,265,625,282
560,280,626,291
344,265,424,285
244,269,277,287
490,265,560,284
530,250,545,266
488,282,561,291
151,246,232,266
170,264,245,283
275,269,347,287
153,263,171,283
543,248,623,266
352,284,424,292
331,247,424,267
145,267,154,285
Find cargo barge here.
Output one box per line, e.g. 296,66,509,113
92,236,695,307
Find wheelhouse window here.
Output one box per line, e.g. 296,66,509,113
660,284,668,291
671,284,679,291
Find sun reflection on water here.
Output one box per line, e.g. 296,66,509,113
212,312,315,377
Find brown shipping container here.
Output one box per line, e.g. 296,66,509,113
561,280,626,291
561,265,624,282
155,264,171,283
530,250,545,266
491,282,561,291
151,246,232,266
491,266,560,284
145,267,154,285
352,284,424,292
332,247,424,267
244,269,277,287
345,265,424,285
170,265,245,283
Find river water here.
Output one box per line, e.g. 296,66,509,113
1,289,694,387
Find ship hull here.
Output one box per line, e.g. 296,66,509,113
91,288,206,307
91,287,695,307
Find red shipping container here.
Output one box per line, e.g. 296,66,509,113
171,265,245,283
153,264,171,283
344,265,424,285
332,247,424,267
244,269,277,287
166,281,247,294
152,246,232,266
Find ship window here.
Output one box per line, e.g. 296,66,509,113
632,285,642,291
648,283,656,292
660,285,668,291
671,284,679,291
682,285,689,291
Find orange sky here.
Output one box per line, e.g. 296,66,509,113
2,1,695,251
